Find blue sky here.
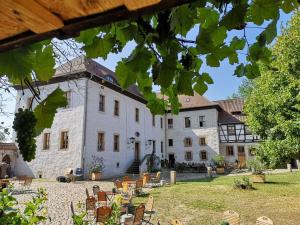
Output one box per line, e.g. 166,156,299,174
0,11,293,139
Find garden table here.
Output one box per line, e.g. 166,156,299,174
120,213,133,224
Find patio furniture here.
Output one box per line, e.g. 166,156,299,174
143,174,150,187
132,204,145,225
93,185,100,196
223,210,240,225
21,177,32,191
121,213,134,224
256,216,273,225
115,180,123,192
121,192,133,206
97,191,107,206
86,196,96,217
170,219,183,225
85,188,90,198
74,168,84,181
96,206,112,223
65,168,75,183
135,179,143,195
123,176,131,182
142,196,155,225
150,172,161,183
122,182,129,194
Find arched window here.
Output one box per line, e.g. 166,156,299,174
2,154,11,164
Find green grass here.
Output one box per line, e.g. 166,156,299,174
133,172,300,225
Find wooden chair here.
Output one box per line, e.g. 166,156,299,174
132,204,145,225
223,210,240,225
85,188,90,198
170,219,183,225
143,196,155,225
114,180,123,192
96,206,112,223
86,196,96,217
123,176,131,182
21,177,32,191
135,179,143,195
92,185,100,196
256,216,273,225
143,174,150,187
97,191,107,206
150,172,161,183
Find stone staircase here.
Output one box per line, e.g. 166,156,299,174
126,160,140,174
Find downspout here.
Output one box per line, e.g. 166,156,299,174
81,77,89,176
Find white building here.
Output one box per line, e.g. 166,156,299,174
12,57,259,179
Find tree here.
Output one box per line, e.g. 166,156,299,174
0,0,297,135
244,11,300,168
227,79,255,99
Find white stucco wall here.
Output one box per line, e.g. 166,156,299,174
13,79,86,179
83,80,165,178
165,108,220,165
220,143,258,164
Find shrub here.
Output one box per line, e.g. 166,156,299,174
212,155,225,168
246,158,265,174
233,176,253,190
88,155,105,173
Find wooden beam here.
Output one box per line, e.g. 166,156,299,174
1,0,63,34
124,0,161,11
0,0,194,53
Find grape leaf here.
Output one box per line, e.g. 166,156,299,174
219,2,248,30
248,43,272,63
197,8,219,29
75,28,100,46
258,20,277,44
33,45,55,81
206,54,220,67
156,53,178,88
34,88,67,136
170,5,196,36
83,35,115,59
280,0,299,13
177,70,193,95
247,0,279,25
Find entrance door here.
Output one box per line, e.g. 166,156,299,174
135,142,140,161
169,154,175,168
237,146,246,168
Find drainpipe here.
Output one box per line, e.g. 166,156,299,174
81,77,89,177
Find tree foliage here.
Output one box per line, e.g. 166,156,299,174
0,0,298,136
244,11,300,168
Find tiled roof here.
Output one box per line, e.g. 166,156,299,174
214,98,246,123
0,143,17,151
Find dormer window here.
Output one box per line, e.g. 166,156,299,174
104,75,117,84
185,98,191,102
231,111,242,115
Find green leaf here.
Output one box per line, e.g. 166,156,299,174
75,28,100,46
247,0,280,25
194,80,208,95
33,45,55,81
202,73,214,84
248,43,272,63
177,70,193,95
259,20,277,44
83,35,115,59
206,54,220,67
113,24,137,45
34,88,67,136
197,8,219,29
211,26,227,47
280,0,299,13
245,63,261,79
234,63,246,77
219,2,248,30
170,5,196,36
156,54,178,88
230,37,246,50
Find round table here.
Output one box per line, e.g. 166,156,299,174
120,213,133,224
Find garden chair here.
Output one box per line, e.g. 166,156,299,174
86,196,96,218
96,206,112,223
121,191,133,206
143,174,150,187
170,219,183,225
135,179,143,195
93,185,100,196
97,191,107,206
85,188,90,198
122,181,129,194
123,176,131,182
223,210,240,225
21,177,32,191
150,172,161,183
256,216,273,225
142,196,155,225
131,204,145,225
114,179,123,193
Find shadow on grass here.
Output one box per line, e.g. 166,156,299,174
178,176,219,183
263,181,298,185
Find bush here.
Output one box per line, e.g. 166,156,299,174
88,155,105,174
246,158,265,174
212,155,225,168
233,176,253,190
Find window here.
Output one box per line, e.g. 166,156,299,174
185,117,191,128
99,95,105,112
168,118,173,129
60,131,69,149
226,146,234,156
43,133,50,150
199,137,206,146
185,152,193,161
244,125,251,135
113,134,119,152
26,97,33,109
199,116,205,127
168,139,173,147
97,132,105,151
152,140,156,153
184,137,192,147
135,108,139,122
238,146,245,154
152,115,155,127
227,125,235,135
114,100,119,116
200,151,207,160
64,91,71,108
161,141,163,153
160,117,163,129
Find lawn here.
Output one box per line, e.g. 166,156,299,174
133,172,300,225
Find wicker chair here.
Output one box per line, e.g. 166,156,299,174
114,180,123,193
86,196,96,217
170,219,183,225
256,216,273,225
143,174,150,187
135,179,143,195
92,185,100,196
96,206,112,223
97,191,107,206
223,210,240,225
143,196,155,225
132,204,145,225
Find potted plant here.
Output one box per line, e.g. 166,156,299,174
88,155,105,181
212,155,225,174
247,158,265,183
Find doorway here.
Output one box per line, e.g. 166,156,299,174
169,154,175,168
237,146,246,168
135,142,140,161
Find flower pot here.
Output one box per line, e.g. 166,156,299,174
251,174,265,183
216,167,225,174
89,172,102,181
